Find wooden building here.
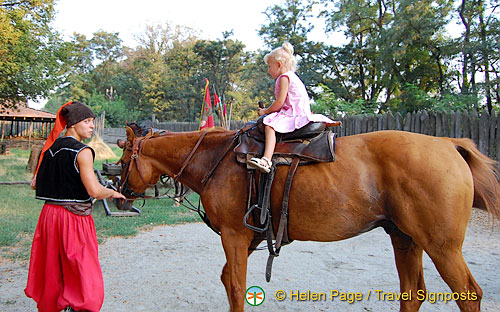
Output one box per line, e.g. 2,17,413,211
1,105,56,140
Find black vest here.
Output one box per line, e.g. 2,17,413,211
36,136,95,203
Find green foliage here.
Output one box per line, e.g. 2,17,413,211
315,83,481,115
0,0,70,106
259,0,314,51
2,0,500,119
44,96,66,113
314,85,378,116
86,91,141,127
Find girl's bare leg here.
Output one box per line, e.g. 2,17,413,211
263,125,276,160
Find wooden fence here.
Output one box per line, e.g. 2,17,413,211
331,110,499,162
102,110,499,162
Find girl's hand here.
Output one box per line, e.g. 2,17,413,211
258,108,267,116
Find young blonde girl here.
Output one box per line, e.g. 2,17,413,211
247,42,335,173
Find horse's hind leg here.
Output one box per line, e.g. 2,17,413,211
425,245,482,311
390,228,426,312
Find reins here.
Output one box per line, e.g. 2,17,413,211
172,131,209,182
119,130,241,236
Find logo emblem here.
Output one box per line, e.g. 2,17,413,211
245,285,265,306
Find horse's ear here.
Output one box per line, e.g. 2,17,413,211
126,126,135,142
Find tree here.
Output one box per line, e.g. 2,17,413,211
457,0,500,113
194,32,244,96
89,31,124,94
318,0,457,113
132,23,201,121
259,0,328,96
0,0,70,109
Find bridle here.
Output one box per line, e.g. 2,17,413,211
118,129,241,236
120,131,212,199
120,130,241,200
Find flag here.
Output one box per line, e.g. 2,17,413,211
199,79,214,130
214,90,221,109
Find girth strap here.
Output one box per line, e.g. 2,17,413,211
275,156,299,250
265,156,299,282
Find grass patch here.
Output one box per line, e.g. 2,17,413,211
0,148,32,182
0,147,201,262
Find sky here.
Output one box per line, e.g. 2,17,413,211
53,0,292,51
29,0,340,109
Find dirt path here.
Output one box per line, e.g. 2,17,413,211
1,208,499,311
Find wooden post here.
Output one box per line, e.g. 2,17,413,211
395,112,403,130
450,112,456,138
496,112,500,165
478,110,490,155
471,110,479,146
429,113,436,136
28,120,33,146
414,111,421,134
421,111,430,135
462,112,471,139
403,112,412,132
387,112,395,130
354,115,362,134
489,113,497,160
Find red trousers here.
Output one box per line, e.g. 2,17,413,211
25,204,104,312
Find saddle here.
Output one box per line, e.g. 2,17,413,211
234,116,338,165
233,116,340,282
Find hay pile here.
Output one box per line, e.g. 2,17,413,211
87,133,116,160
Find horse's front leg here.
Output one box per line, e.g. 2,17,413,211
220,228,254,312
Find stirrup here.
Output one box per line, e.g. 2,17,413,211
247,157,272,173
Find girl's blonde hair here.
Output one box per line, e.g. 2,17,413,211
264,41,297,72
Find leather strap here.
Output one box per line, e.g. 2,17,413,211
201,134,239,184
173,131,208,181
275,156,299,250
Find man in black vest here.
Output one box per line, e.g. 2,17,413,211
25,101,126,312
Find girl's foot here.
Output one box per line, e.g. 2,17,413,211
247,157,272,173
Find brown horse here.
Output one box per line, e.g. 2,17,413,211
118,126,499,312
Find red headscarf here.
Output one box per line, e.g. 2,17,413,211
31,101,73,188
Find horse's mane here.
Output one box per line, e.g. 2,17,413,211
200,126,234,134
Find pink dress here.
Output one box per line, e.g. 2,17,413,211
263,71,334,133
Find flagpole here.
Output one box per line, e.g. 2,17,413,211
213,83,223,128
222,94,228,129
223,94,228,130
228,97,233,130
198,79,209,130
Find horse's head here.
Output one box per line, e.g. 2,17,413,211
117,126,160,202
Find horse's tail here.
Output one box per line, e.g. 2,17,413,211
450,138,500,221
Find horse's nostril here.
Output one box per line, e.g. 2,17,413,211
114,198,133,211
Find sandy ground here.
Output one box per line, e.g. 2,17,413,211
1,208,499,312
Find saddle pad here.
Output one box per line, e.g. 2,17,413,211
234,130,336,164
